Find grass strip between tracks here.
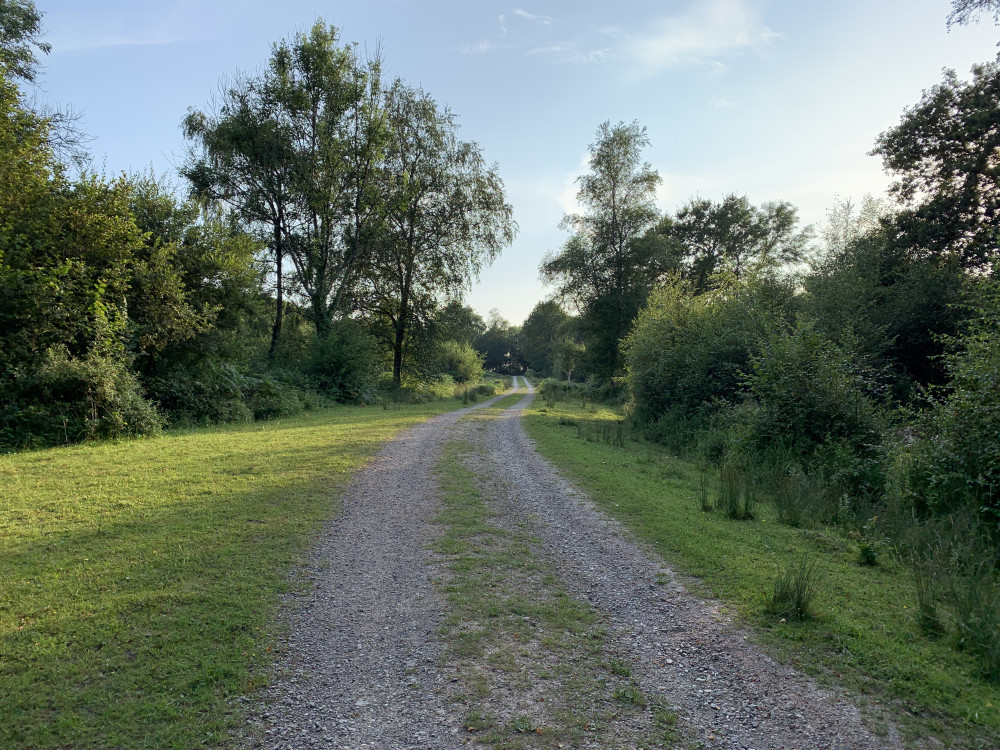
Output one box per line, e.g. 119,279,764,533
431,397,680,749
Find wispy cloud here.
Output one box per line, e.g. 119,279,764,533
463,1,777,68
528,42,613,65
46,3,211,53
629,0,781,71
462,39,501,55
709,97,736,108
513,8,556,26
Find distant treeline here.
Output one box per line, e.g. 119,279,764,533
1,9,520,450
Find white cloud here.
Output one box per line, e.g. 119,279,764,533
527,43,613,65
629,0,781,72
499,14,508,36
462,39,499,54
513,8,556,26
709,97,736,108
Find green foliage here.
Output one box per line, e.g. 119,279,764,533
670,194,812,293
743,321,887,498
307,319,380,403
519,300,569,377
0,0,50,83
539,121,665,379
805,206,968,398
435,339,484,384
0,345,162,449
766,556,817,622
624,273,795,434
475,310,525,374
872,54,1000,271
908,282,1000,531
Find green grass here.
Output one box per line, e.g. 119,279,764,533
432,425,674,749
0,399,465,749
524,399,1000,748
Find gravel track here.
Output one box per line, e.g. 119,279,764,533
244,395,512,750
479,380,898,750
246,378,898,749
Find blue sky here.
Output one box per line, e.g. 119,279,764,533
31,1,1000,325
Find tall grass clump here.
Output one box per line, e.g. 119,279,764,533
766,555,818,622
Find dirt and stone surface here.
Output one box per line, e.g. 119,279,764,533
244,379,901,749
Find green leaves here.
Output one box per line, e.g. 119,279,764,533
872,54,1000,270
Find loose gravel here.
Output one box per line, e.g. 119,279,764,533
245,379,902,749
243,396,510,750
478,380,900,750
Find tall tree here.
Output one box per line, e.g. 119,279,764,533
671,194,811,293
0,0,49,84
183,72,296,360
540,120,663,379
520,300,570,377
185,21,387,346
365,81,515,384
871,55,1000,271
476,309,525,374
269,22,387,339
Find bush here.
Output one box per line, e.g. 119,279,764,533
435,340,484,384
307,319,380,404
908,281,1000,532
742,321,887,500
624,273,794,439
0,346,163,449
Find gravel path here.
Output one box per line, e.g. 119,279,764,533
245,379,899,749
477,380,899,750
244,395,512,750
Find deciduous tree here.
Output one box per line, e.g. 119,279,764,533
540,120,663,378
872,55,1000,271
365,82,514,384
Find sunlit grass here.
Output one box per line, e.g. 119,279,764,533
0,399,463,749
524,398,1000,747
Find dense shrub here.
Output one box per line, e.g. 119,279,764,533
307,319,380,403
742,322,887,498
624,273,794,433
908,282,1000,533
435,340,484,384
0,346,163,449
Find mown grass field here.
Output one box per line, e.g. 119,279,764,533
0,399,464,749
523,398,1000,748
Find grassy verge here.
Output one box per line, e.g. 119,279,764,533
523,399,1000,748
0,399,465,749
431,405,680,749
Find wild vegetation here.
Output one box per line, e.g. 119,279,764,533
517,4,1000,718
1,8,515,451
4,0,1000,746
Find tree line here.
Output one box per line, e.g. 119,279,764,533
519,4,1000,679
0,7,516,450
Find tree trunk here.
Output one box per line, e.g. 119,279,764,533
267,218,283,362
392,321,405,385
